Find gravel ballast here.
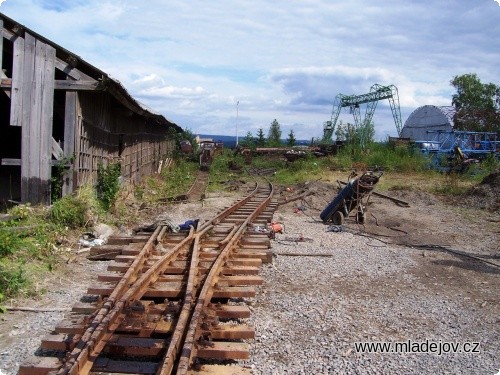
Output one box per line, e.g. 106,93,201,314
244,198,499,374
0,186,498,375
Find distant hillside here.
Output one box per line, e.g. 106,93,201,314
198,134,310,148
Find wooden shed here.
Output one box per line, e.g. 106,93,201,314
0,12,182,206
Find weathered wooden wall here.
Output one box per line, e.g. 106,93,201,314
0,14,180,206
75,92,175,187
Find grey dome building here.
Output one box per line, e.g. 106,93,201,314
401,105,455,140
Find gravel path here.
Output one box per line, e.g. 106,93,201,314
244,199,499,375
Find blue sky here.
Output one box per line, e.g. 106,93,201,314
1,0,499,140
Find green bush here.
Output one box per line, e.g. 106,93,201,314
335,142,430,172
159,158,198,198
97,162,122,210
50,195,88,228
0,260,28,303
0,227,21,257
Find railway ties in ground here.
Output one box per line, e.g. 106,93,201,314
20,182,276,375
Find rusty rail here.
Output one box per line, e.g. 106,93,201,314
21,181,276,375
177,183,274,373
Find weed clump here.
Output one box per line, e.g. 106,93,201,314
50,195,88,228
97,162,122,211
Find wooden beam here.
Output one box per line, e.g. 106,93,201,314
10,32,24,126
2,159,72,167
38,39,56,204
54,58,95,81
1,23,17,42
20,32,35,202
21,33,56,204
1,78,11,87
1,158,21,166
0,20,4,78
54,79,101,90
52,138,63,160
62,90,77,196
1,78,10,98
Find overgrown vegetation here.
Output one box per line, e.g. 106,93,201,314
1,139,497,307
141,158,199,202
50,195,88,228
0,206,64,304
50,155,75,202
96,162,122,211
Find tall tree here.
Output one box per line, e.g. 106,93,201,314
267,119,282,147
286,129,296,147
256,128,266,147
450,73,500,133
240,131,256,149
335,120,374,148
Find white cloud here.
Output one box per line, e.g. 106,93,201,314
1,0,499,140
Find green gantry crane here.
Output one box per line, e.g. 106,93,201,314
322,84,403,145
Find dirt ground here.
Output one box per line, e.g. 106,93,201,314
0,172,498,374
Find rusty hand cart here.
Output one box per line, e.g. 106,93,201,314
320,171,382,225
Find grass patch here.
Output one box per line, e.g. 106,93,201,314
143,158,199,200
50,195,89,228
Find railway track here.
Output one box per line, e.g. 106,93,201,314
20,182,276,375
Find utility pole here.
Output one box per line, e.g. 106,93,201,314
236,101,239,147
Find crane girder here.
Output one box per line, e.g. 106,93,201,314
324,83,403,144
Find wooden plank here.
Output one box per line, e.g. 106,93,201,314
196,341,249,360
1,158,21,166
55,318,86,334
54,80,101,90
0,20,4,78
105,235,135,245
105,336,167,357
37,39,56,204
87,282,185,298
2,158,74,167
239,237,270,247
62,90,76,196
97,273,185,283
88,244,125,256
226,258,262,267
54,58,96,81
41,333,80,351
218,275,263,286
72,301,99,314
52,137,64,160
10,31,24,126
203,324,254,340
222,266,260,275
18,356,62,375
187,364,252,375
92,358,158,374
212,286,255,298
234,249,273,263
20,32,36,202
19,34,56,204
213,305,251,319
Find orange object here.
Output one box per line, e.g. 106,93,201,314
269,222,285,234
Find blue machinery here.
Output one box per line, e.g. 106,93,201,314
415,130,499,170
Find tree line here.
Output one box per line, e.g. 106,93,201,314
238,119,297,149
177,73,499,151
241,73,499,149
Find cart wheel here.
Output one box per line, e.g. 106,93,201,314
332,211,344,225
356,211,365,224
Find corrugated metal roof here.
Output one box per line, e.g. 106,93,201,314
401,105,454,140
